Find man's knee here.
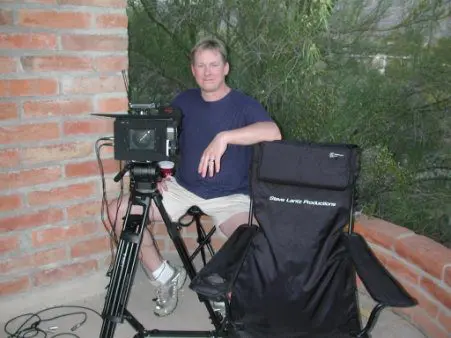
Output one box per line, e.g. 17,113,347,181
218,212,254,238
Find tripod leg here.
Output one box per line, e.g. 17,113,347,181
100,198,151,338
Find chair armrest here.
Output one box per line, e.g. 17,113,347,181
346,233,416,308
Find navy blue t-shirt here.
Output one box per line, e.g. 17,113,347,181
171,88,272,199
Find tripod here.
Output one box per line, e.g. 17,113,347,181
100,161,229,338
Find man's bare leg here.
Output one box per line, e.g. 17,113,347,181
108,198,164,272
218,211,257,238
215,212,256,306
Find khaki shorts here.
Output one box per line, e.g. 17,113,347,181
156,177,251,228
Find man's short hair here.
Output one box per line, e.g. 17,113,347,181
190,37,228,64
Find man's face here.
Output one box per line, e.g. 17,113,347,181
191,48,229,94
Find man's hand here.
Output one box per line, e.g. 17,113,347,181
198,132,228,178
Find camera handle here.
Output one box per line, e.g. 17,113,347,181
100,161,227,338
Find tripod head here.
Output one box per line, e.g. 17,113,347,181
114,161,163,195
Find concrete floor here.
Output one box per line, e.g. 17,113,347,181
1,255,427,338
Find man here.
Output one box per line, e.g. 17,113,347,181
110,37,281,317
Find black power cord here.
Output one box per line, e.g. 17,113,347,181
95,137,123,238
94,137,126,274
3,305,101,338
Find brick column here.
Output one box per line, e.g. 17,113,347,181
0,0,128,298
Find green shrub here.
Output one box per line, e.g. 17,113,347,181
127,0,451,246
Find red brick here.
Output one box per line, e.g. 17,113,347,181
402,281,440,317
65,158,119,177
0,122,60,144
33,260,98,286
28,182,97,206
21,142,93,165
102,144,114,156
411,308,449,338
71,236,110,257
212,236,226,251
61,75,125,94
0,235,19,254
58,0,126,7
0,248,67,274
93,56,128,72
0,194,22,212
0,9,13,25
0,208,64,233
61,34,127,51
97,96,128,113
370,246,421,285
0,149,20,168
355,215,414,249
0,102,18,120
444,266,451,287
151,221,169,236
95,13,127,28
149,238,166,253
394,234,451,281
19,10,91,29
103,175,129,195
23,99,93,118
0,167,62,190
420,276,451,310
169,237,197,252
32,221,101,247
63,119,113,135
0,56,17,73
0,276,30,296
437,309,451,333
21,55,93,72
0,33,57,50
67,200,102,220
0,78,58,96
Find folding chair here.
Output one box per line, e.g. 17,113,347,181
190,140,417,337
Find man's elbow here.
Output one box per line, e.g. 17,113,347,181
268,123,282,141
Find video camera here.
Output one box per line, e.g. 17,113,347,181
93,103,182,163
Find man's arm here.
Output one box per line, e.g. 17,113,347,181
220,121,282,145
198,121,282,177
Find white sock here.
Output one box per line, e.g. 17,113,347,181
152,261,175,285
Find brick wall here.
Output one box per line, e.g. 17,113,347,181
356,215,451,338
0,0,128,296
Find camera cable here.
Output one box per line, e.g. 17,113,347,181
3,305,101,338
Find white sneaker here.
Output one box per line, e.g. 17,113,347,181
211,300,226,321
153,266,187,317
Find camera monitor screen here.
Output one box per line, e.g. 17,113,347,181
114,118,177,162
129,129,156,150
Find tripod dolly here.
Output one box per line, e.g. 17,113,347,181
99,161,229,338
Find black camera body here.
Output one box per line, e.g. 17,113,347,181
93,104,181,163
